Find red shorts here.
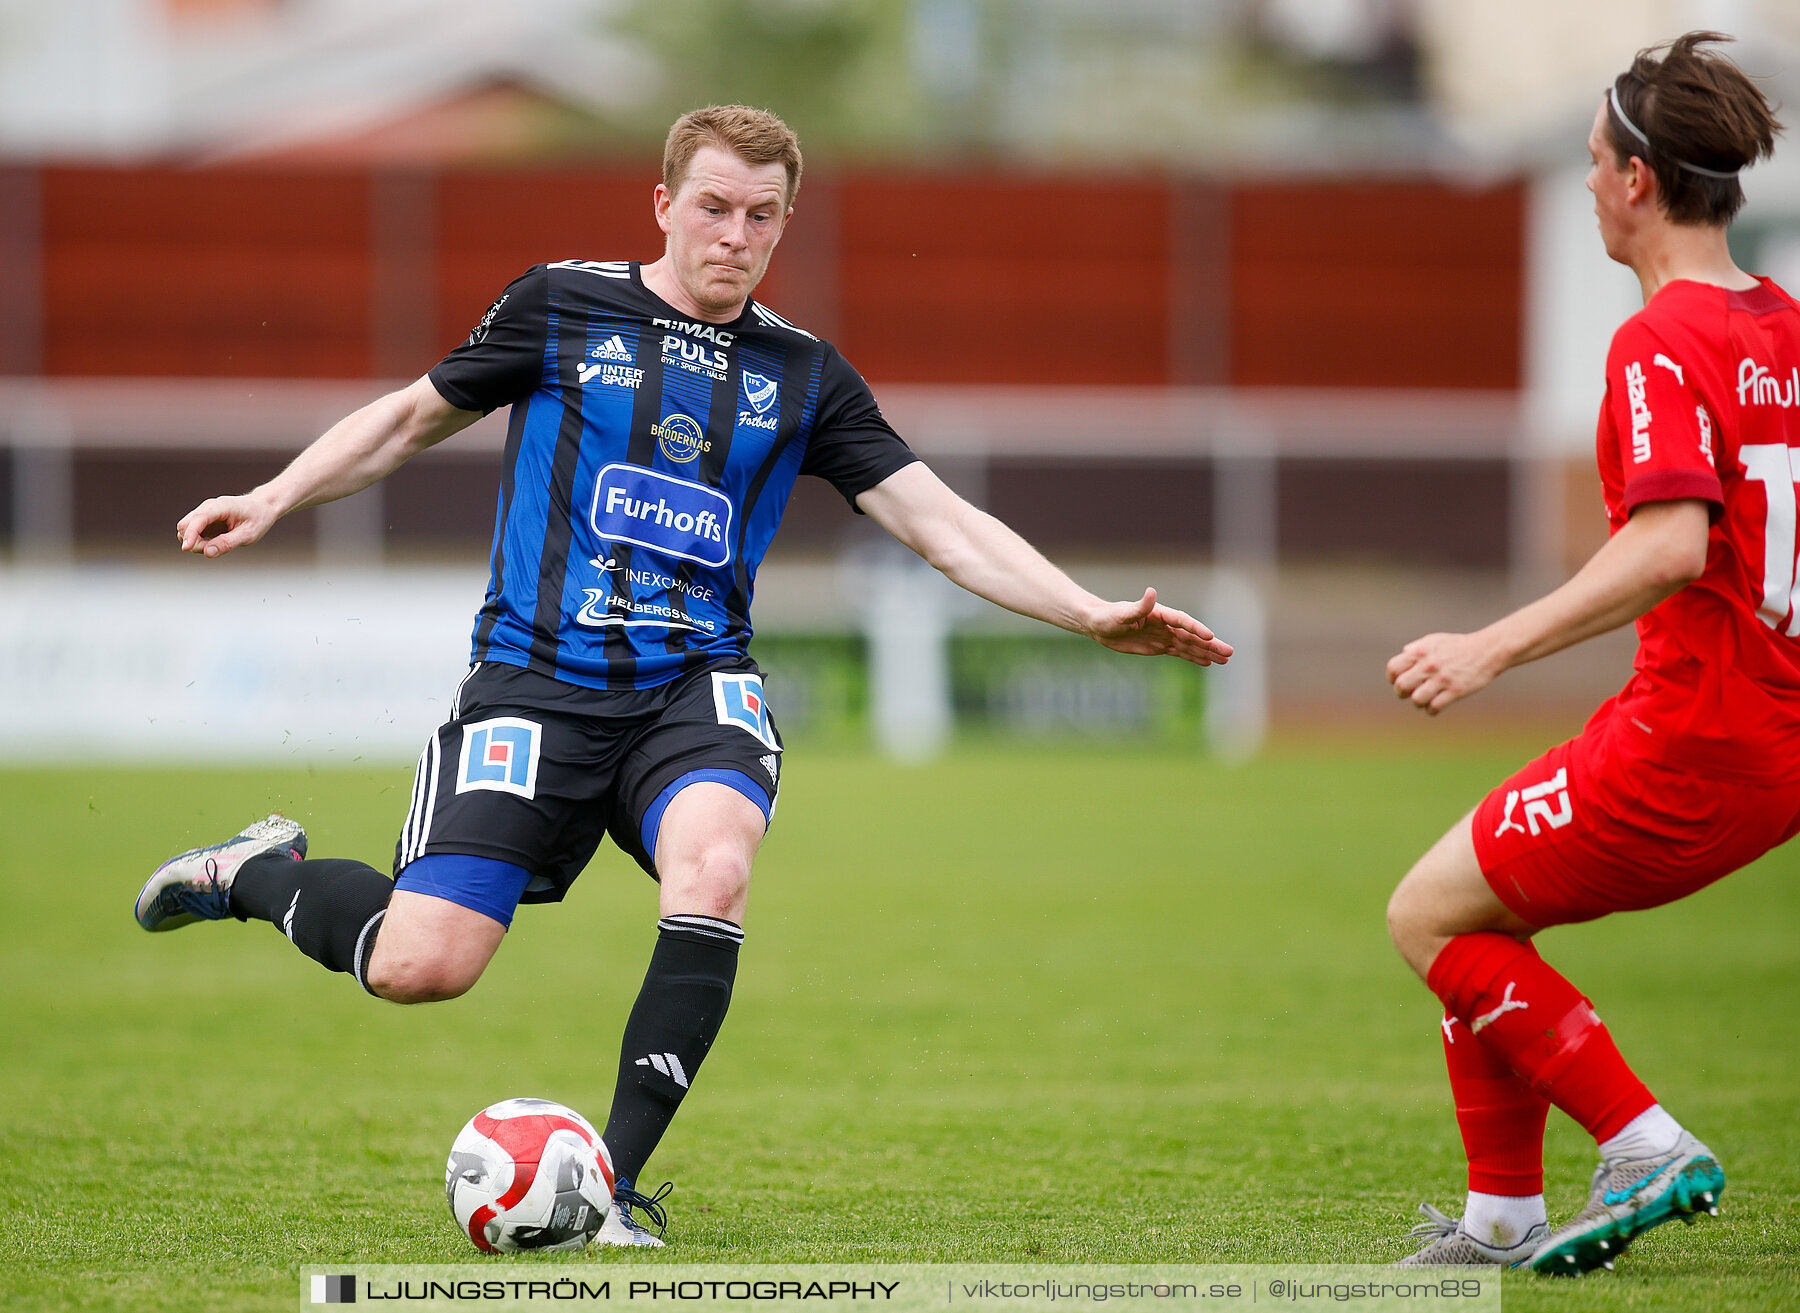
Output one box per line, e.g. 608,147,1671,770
1472,706,1800,927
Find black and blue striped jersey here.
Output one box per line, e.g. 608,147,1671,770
428,260,917,691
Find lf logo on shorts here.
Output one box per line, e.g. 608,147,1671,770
712,672,778,751
1494,767,1573,838
456,717,542,799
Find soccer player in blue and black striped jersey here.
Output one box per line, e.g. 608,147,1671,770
136,105,1232,1246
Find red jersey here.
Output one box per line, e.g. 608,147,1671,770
1596,276,1800,782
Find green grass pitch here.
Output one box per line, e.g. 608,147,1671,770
3,746,1796,1311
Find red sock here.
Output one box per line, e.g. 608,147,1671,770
1427,933,1654,1144
1441,1009,1550,1194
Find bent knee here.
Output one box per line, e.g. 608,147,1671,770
659,844,754,923
686,833,756,883
680,853,752,917
1386,880,1420,945
366,957,481,1005
1385,870,1450,982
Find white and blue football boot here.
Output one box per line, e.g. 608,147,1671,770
1396,1202,1547,1267
598,1179,671,1247
134,813,307,931
1528,1131,1724,1276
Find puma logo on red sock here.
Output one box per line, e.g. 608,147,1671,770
1471,981,1529,1033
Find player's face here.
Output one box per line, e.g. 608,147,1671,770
654,147,792,318
1586,101,1638,263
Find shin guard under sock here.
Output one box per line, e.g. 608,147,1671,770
1441,1009,1550,1196
1428,933,1654,1143
602,916,742,1184
231,853,394,991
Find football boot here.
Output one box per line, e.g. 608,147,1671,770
1528,1131,1724,1275
1397,1202,1547,1267
597,1178,671,1248
135,813,307,931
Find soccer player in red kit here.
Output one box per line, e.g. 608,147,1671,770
1383,33,1793,1274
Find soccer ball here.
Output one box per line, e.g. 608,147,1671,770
445,1098,614,1253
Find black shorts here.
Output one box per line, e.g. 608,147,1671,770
391,657,783,904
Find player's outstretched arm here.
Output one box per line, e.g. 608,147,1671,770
856,462,1232,667
176,376,482,558
1388,498,1709,714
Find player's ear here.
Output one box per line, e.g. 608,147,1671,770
652,183,675,235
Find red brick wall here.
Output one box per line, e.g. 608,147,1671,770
1230,180,1524,388
21,166,1525,389
833,173,1172,385
432,170,658,349
42,168,372,376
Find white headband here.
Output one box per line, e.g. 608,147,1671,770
1609,81,1742,180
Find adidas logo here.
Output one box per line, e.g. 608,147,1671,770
590,334,633,362
760,754,778,785
635,1052,689,1088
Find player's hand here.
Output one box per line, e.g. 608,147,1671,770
1387,631,1501,714
176,493,279,558
1085,588,1233,667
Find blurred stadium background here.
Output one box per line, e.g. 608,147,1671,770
4,0,1800,763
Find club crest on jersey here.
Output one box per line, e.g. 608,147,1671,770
712,673,779,751
652,412,710,463
591,463,733,568
456,717,542,799
741,371,778,415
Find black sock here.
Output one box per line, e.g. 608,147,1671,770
602,916,742,1184
231,854,394,992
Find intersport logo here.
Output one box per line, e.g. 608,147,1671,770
590,464,732,568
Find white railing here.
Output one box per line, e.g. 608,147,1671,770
0,375,1549,562
0,379,1549,762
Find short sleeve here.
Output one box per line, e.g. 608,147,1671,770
1605,318,1724,517
428,267,551,415
799,346,919,509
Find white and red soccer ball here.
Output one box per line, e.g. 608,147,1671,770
445,1098,614,1253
